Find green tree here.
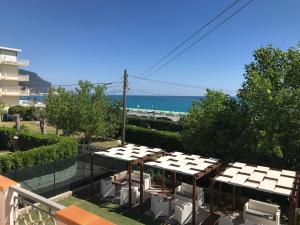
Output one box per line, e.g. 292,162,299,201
75,80,121,141
181,90,246,162
239,45,300,169
0,101,4,121
45,80,121,141
45,87,76,135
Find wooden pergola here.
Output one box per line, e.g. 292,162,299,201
211,162,300,225
93,144,164,210
145,151,222,225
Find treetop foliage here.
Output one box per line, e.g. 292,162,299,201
45,80,121,141
182,45,300,170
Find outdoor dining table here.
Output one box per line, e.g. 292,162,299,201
112,180,127,186
112,179,128,196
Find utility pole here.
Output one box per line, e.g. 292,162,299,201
122,69,128,146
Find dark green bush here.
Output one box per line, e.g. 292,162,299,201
0,127,15,149
0,127,60,150
8,105,41,121
17,132,59,150
125,125,183,151
0,137,78,172
126,115,182,132
0,127,78,172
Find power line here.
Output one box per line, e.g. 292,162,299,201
136,0,241,78
140,0,255,79
136,0,254,78
52,81,122,87
129,74,236,93
127,88,200,102
105,84,123,89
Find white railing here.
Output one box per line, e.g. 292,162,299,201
0,58,29,66
0,73,29,81
10,186,65,225
19,89,30,96
0,176,110,225
0,87,30,96
19,74,30,81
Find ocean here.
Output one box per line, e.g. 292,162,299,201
20,95,203,113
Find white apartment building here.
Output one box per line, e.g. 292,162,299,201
0,46,30,106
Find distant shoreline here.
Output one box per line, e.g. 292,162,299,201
127,107,186,121
21,95,201,113
18,99,185,121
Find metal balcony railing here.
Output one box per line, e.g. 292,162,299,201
10,186,65,225
0,87,30,96
19,74,30,81
0,73,29,81
0,58,29,66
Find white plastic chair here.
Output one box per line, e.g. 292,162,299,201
120,186,139,206
100,178,115,197
175,201,193,225
151,194,169,218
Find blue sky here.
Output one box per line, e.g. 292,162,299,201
0,0,299,96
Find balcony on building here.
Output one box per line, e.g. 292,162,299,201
0,86,30,96
0,57,29,67
0,72,29,81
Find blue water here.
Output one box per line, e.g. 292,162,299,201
20,95,203,112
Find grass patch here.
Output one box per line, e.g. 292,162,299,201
90,140,120,149
0,121,59,134
58,195,170,225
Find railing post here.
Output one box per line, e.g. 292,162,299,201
0,176,20,225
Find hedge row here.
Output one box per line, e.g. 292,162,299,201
0,127,78,172
18,132,59,150
126,115,182,132
0,139,78,172
0,128,60,151
0,127,15,149
125,125,183,151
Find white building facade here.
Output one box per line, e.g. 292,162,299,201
0,46,29,106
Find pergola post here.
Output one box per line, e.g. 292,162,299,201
294,198,298,225
173,171,177,191
289,172,300,225
209,179,215,216
161,169,165,190
90,151,94,196
289,196,297,225
295,192,299,225
232,186,236,210
128,161,132,208
139,161,144,212
192,175,196,225
293,174,300,225
218,182,222,205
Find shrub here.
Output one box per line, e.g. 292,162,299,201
0,127,15,149
8,105,41,121
17,132,59,150
126,115,182,132
125,125,183,151
0,137,78,172
0,127,78,172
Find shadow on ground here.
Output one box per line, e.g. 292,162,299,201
73,190,175,225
